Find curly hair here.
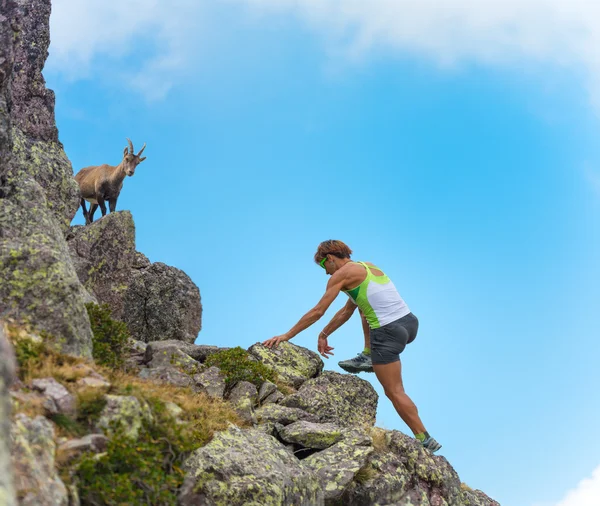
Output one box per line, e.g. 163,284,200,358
314,240,353,264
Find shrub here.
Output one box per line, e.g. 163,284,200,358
205,347,276,390
85,303,129,370
76,423,184,505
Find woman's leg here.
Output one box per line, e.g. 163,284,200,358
373,359,426,435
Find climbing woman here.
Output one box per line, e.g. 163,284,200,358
262,239,442,452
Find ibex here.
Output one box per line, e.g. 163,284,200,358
74,138,146,224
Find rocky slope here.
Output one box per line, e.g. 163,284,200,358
0,0,500,504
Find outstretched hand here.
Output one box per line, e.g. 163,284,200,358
262,334,290,349
318,336,334,358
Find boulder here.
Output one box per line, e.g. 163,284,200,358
11,414,68,506
278,421,344,450
144,340,222,363
303,429,373,503
97,395,152,439
179,425,323,506
57,434,108,464
263,389,285,405
193,366,226,399
255,404,320,426
76,376,111,389
138,366,199,391
280,371,378,427
258,380,278,402
30,378,76,416
122,262,202,343
228,381,259,425
144,343,201,374
0,325,17,506
66,211,136,320
248,342,323,388
0,178,93,357
340,430,466,506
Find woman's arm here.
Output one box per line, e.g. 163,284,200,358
319,298,357,338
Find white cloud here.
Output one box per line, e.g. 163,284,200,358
551,464,600,506
47,0,208,99
47,0,600,104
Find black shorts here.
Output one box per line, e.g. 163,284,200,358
370,313,419,365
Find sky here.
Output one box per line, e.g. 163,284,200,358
43,1,600,505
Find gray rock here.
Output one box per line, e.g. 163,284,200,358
144,340,222,363
340,429,470,506
0,172,93,357
144,343,201,374
461,489,501,506
97,395,152,439
0,325,17,506
281,371,378,428
132,251,151,269
387,430,462,503
228,380,259,405
248,342,323,388
122,262,202,343
31,378,76,415
138,366,198,390
76,376,110,389
57,434,108,463
164,402,184,420
11,414,68,506
179,425,323,505
303,428,373,503
278,421,344,450
263,389,285,405
10,0,79,230
0,0,93,358
66,211,137,320
228,381,259,424
255,404,320,426
193,366,226,399
258,380,278,402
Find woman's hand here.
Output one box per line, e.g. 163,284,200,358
262,334,291,349
318,335,334,358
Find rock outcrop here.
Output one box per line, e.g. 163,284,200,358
179,425,323,506
11,414,68,506
67,212,203,343
0,0,92,357
10,0,79,230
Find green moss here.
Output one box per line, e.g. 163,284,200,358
85,303,129,370
205,347,277,391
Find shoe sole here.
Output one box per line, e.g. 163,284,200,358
339,364,374,374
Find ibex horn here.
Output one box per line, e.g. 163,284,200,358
137,143,146,157
126,138,134,154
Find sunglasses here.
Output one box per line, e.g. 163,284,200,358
319,256,327,269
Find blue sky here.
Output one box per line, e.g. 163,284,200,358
46,2,600,505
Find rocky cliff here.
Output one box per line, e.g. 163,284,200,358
0,0,499,505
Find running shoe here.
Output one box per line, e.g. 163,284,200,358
420,437,442,453
338,352,374,373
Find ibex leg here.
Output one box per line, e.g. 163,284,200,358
97,197,107,217
89,204,98,223
80,198,89,224
109,199,117,213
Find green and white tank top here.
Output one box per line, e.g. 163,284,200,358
343,262,410,329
